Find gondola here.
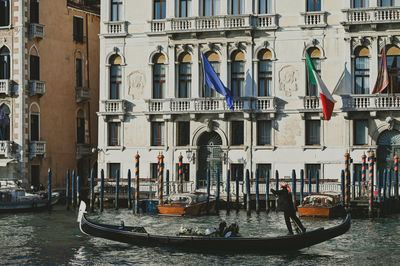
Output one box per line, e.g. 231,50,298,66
77,202,351,253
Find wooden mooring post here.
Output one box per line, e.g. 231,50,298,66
216,168,220,213
246,169,250,215
291,169,296,208
66,169,70,210
235,168,240,211
77,175,80,205
300,169,304,204
134,153,140,214
265,169,270,211
115,169,120,210
395,155,399,200
255,169,260,213
206,169,210,214
72,170,76,209
100,169,104,212
90,168,95,212
226,169,230,213
127,169,132,209
48,168,52,209
368,152,374,217
275,170,279,208
308,169,312,196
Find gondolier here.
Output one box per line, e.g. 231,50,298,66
271,185,306,235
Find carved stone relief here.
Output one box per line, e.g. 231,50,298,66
127,71,146,99
279,65,299,97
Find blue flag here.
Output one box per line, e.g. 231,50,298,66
201,53,234,110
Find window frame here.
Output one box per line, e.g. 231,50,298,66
73,16,84,43
305,164,321,182
307,0,321,12
108,122,121,146
30,113,40,141
352,0,368,8
177,121,190,146
179,0,192,17
110,63,122,100
231,121,244,146
305,120,321,146
230,163,244,181
231,0,244,15
30,0,39,24
111,0,123,21
353,119,368,145
153,63,165,99
0,46,10,79
231,60,245,98
30,55,40,81
353,49,370,94
76,114,85,144
387,53,400,94
151,122,165,146
75,58,83,88
0,0,10,27
202,0,219,16
178,61,191,98
258,59,272,96
258,0,270,14
154,0,166,19
108,163,120,179
257,120,272,146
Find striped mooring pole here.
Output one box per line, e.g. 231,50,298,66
362,154,367,196
158,154,164,206
48,168,52,208
71,170,76,209
115,168,120,210
66,169,70,210
226,169,230,213
265,169,270,211
255,169,260,213
300,169,304,204
135,153,140,214
127,169,132,209
344,153,350,207
100,169,104,212
90,168,95,212
178,154,183,193
395,155,399,200
368,152,374,217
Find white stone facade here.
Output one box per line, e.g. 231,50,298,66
98,0,400,187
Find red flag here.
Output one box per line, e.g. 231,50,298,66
372,47,389,94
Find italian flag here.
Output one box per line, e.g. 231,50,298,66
306,53,336,121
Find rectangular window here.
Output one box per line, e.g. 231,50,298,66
31,165,40,189
73,16,84,43
30,55,40,81
30,0,39,24
353,164,362,183
108,163,120,179
151,122,165,146
387,55,400,94
111,0,123,21
0,52,10,80
305,120,320,145
179,63,191,98
354,119,368,145
108,122,121,146
77,117,85,144
257,164,271,180
179,0,192,17
257,120,271,145
0,0,10,26
177,121,190,146
258,60,272,96
305,164,320,182
380,0,400,6
30,114,39,141
354,56,369,94
307,0,321,11
151,163,159,180
232,61,245,97
353,0,369,8
230,164,244,181
231,121,244,146
76,58,83,88
231,0,244,15
110,65,121,99
202,0,220,16
153,64,165,99
154,0,166,19
176,163,190,181
259,0,270,14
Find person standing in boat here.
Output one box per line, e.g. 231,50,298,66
271,185,306,235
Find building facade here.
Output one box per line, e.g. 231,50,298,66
98,0,400,187
0,0,100,188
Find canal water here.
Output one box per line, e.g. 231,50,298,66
1,205,400,265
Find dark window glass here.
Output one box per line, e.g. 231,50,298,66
77,116,85,144
380,0,400,6
31,165,40,189
259,0,270,14
0,105,10,140
176,163,190,181
203,0,219,16
258,60,272,96
179,63,191,98
230,163,244,181
0,46,10,79
30,114,39,141
231,0,244,14
354,120,368,145
108,122,120,146
231,121,244,145
387,54,400,94
76,58,83,88
154,0,166,19
110,65,121,99
151,163,158,180
307,0,321,11
151,122,165,146
257,120,271,145
232,61,244,97
153,63,165,99
108,163,120,179
30,0,39,24
111,0,123,21
30,55,40,81
305,164,320,182
353,0,368,8
306,120,320,145
177,121,190,146
73,16,84,43
0,0,10,26
354,56,369,94
257,164,271,179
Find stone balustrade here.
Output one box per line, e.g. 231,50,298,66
30,141,46,158
0,79,10,95
100,99,126,115
342,94,400,110
104,21,128,37
342,7,400,29
29,23,45,39
300,11,327,28
29,80,46,96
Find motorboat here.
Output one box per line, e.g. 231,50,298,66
297,193,345,218
157,192,216,216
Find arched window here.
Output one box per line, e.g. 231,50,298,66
386,45,400,94
231,50,245,97
153,53,166,99
0,104,10,141
201,0,221,16
109,55,122,99
0,46,10,80
204,51,220,97
30,104,40,141
0,0,10,26
258,49,272,96
76,109,85,144
111,0,123,21
306,47,321,96
353,46,370,94
231,0,244,15
178,52,191,98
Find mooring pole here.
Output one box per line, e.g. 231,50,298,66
352,169,356,200
292,169,296,208
178,154,183,193
300,169,304,204
115,169,120,210
76,175,80,205
206,168,210,214
368,152,374,218
255,169,260,213
127,169,132,209
135,153,140,214
315,170,319,194
275,170,279,208
362,154,367,196
383,169,387,203
226,169,230,213
344,153,350,207
246,169,251,215
236,168,240,211
158,154,164,207
100,169,104,212
195,169,199,190
90,168,95,212
266,169,270,211
66,169,70,210
341,170,345,203
48,168,52,208
308,169,312,196
388,169,392,199
216,168,220,213
377,170,382,203
72,170,76,209
395,155,399,200
166,169,170,196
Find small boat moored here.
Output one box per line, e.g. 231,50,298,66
297,193,345,218
157,192,216,216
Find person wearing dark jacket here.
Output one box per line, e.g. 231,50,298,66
271,185,306,234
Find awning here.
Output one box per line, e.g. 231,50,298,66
0,159,16,167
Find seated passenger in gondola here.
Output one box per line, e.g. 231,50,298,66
271,185,306,235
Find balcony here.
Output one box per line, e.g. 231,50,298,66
300,11,327,29
255,14,279,29
76,143,91,159
103,21,128,37
76,87,90,102
29,23,45,39
0,79,11,95
0,141,12,158
29,141,46,159
29,80,45,96
342,7,400,31
342,94,400,114
98,99,126,120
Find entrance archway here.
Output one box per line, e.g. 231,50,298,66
198,131,222,186
377,130,400,172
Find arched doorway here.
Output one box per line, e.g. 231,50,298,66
377,130,400,172
198,131,222,186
